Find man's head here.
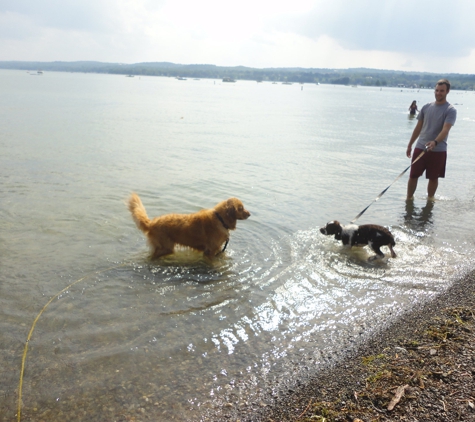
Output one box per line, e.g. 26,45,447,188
434,79,450,104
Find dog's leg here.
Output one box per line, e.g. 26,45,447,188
152,247,174,259
150,239,174,259
388,244,397,258
204,246,221,259
148,235,175,259
368,242,385,261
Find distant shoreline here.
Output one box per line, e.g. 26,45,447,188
1,61,474,90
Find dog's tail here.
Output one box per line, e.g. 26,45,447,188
128,193,151,233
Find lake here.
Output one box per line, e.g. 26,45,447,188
1,69,475,421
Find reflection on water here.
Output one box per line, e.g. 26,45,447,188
403,199,435,233
1,72,475,421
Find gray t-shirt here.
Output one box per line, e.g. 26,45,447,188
415,101,457,152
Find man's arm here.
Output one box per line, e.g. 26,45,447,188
425,122,454,151
406,119,423,158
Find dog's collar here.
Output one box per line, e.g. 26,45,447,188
214,212,229,230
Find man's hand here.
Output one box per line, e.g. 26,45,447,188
425,140,437,152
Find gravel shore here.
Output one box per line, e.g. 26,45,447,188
226,270,475,422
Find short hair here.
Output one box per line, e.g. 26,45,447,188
436,79,451,91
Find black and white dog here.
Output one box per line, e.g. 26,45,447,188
320,220,397,261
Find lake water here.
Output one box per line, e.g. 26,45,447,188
1,69,475,421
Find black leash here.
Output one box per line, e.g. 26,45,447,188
215,212,230,252
221,239,229,253
350,149,427,224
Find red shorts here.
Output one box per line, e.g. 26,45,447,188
410,148,447,179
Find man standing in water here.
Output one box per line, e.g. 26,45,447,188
406,79,457,200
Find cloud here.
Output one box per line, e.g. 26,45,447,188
0,0,474,73
0,12,36,40
0,0,165,61
276,0,475,57
0,0,114,33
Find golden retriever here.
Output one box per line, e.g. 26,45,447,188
128,193,250,259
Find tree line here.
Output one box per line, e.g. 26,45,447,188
1,60,474,90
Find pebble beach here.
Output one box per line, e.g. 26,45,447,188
218,270,475,422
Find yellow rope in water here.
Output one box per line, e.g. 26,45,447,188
17,263,128,422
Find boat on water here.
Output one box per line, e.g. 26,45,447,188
126,75,134,78
176,77,187,80
222,77,236,83
282,81,292,85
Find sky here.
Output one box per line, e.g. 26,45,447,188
1,0,474,74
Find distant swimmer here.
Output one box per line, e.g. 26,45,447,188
409,100,419,115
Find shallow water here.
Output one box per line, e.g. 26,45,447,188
1,70,475,420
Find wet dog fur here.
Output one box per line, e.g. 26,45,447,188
128,193,250,259
320,220,397,261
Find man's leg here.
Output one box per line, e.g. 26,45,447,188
427,178,438,200
407,177,418,200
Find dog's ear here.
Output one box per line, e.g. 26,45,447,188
225,199,237,229
333,222,343,240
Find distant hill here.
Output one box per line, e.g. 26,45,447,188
1,60,474,90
